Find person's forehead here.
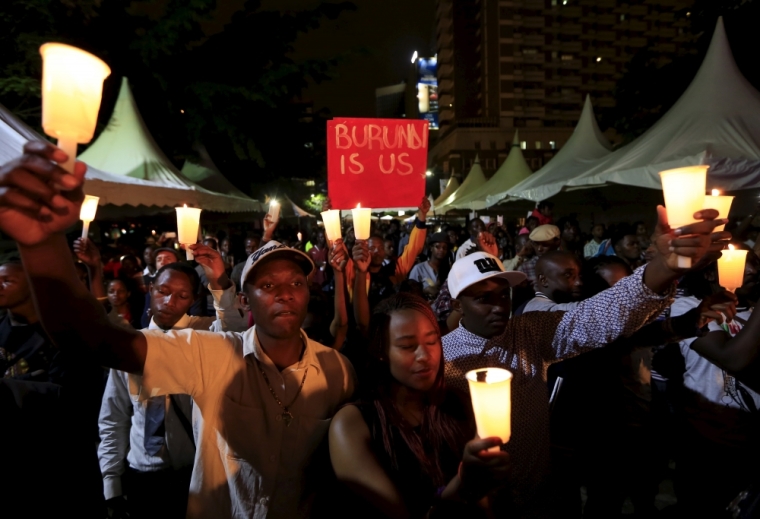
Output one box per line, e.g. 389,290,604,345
0,263,22,275
532,238,557,247
251,257,305,280
156,251,176,259
156,269,193,287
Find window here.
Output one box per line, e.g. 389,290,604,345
499,26,513,38
561,54,574,61
520,141,527,150
620,14,626,21
490,141,497,150
549,140,556,149
551,51,558,59
535,141,542,149
474,141,481,150
523,48,537,55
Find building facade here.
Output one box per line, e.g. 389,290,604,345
431,0,694,189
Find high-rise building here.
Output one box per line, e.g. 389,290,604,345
375,83,408,118
432,0,694,185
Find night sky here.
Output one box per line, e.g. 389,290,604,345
209,0,436,117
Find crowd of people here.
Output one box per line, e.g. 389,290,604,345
2,141,760,518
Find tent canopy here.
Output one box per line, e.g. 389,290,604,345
433,175,460,207
495,18,760,203
487,95,611,205
80,77,261,212
267,194,314,219
0,102,211,209
447,132,533,211
434,155,487,213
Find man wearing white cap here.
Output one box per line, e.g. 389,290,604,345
441,207,727,517
0,143,356,518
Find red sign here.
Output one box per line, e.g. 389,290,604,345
327,118,428,209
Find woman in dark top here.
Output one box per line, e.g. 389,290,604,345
329,293,510,518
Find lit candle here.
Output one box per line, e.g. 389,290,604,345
39,43,111,173
175,204,202,260
79,194,100,239
659,165,708,268
466,368,513,452
706,189,734,233
297,232,303,242
320,209,342,244
268,199,280,225
352,203,372,240
717,244,748,293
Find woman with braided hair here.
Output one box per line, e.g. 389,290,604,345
328,293,510,518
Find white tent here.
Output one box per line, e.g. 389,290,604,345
494,18,760,203
446,132,533,211
268,194,314,219
434,155,488,213
486,95,611,205
0,102,208,209
433,174,460,207
80,78,261,212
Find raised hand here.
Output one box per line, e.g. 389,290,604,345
73,237,102,269
262,213,278,242
0,141,85,246
329,239,349,273
477,231,498,257
187,243,231,290
322,197,332,212
652,206,729,272
352,240,371,274
417,196,431,222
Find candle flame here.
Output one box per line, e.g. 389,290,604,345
712,189,720,196
357,203,361,208
183,204,187,208
729,244,735,251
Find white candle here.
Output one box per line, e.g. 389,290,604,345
717,245,748,293
706,189,734,233
660,165,708,268
175,205,202,260
320,209,342,244
352,203,372,240
79,194,100,239
297,232,303,242
268,200,280,225
39,43,111,173
466,368,513,452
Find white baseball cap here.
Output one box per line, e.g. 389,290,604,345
448,252,527,299
240,240,314,288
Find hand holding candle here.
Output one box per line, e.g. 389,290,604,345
352,204,372,241
659,165,708,268
321,209,342,244
718,245,748,293
466,368,512,452
40,43,111,173
79,195,100,239
175,205,202,260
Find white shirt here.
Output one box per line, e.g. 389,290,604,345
455,238,477,260
137,325,355,518
98,284,247,500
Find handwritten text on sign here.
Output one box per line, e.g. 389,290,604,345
327,118,428,209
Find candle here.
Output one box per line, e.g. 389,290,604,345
175,205,202,260
466,368,513,451
79,194,100,239
659,165,708,268
706,189,734,233
268,199,280,225
297,232,303,242
39,43,111,173
320,209,342,244
352,203,372,240
717,245,748,293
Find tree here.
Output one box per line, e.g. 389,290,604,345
600,0,760,143
0,0,356,194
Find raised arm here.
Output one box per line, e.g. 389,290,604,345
189,243,247,333
352,240,371,336
690,304,760,375
0,142,147,373
328,240,349,349
393,196,430,279
550,206,728,361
